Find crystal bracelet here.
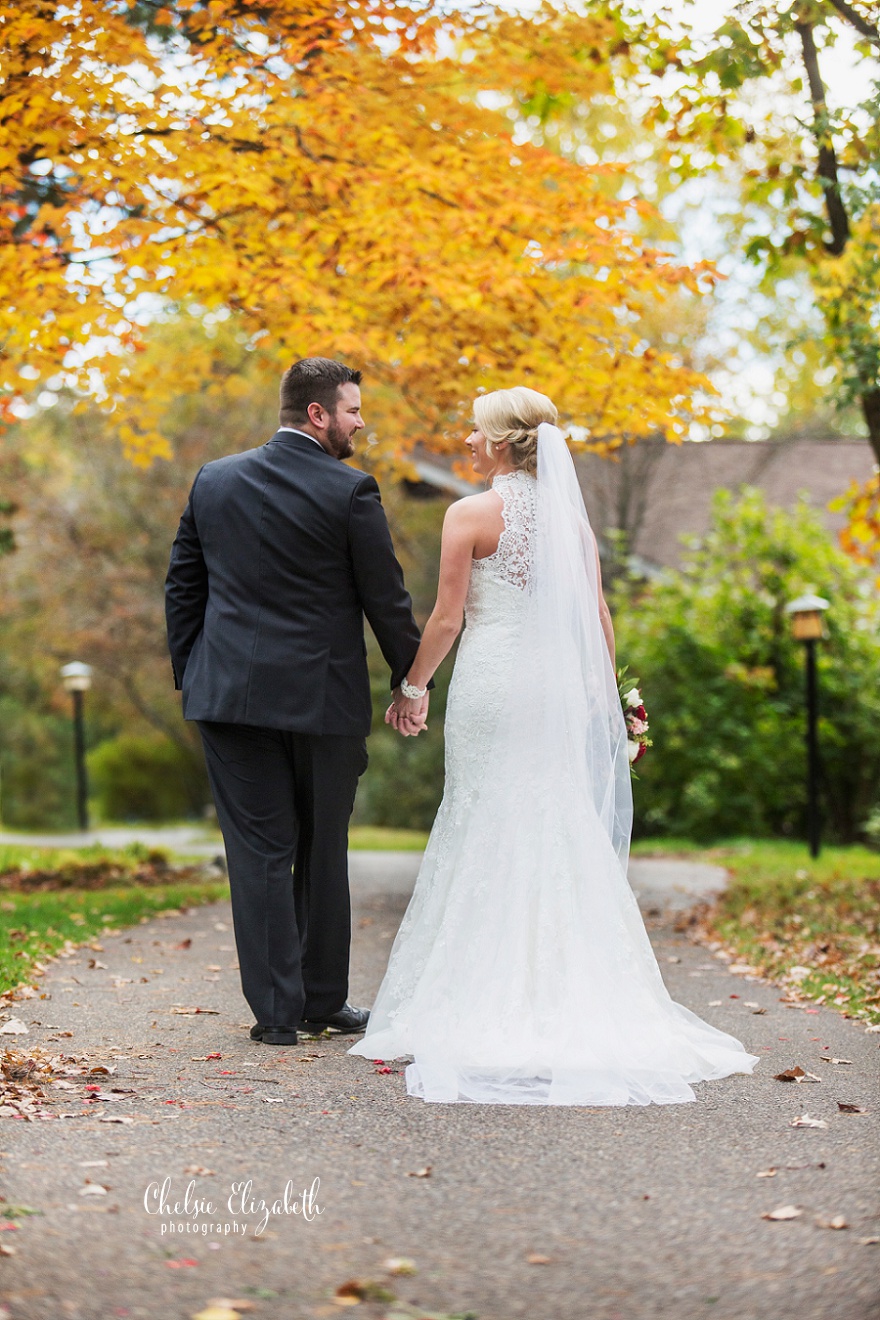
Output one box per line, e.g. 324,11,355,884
400,676,428,699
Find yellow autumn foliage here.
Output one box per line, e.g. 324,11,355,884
0,0,719,466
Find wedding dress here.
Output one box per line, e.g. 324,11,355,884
350,428,759,1105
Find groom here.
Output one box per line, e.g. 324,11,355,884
165,358,428,1045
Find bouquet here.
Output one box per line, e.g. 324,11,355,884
616,666,651,772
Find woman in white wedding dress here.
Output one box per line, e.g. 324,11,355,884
349,387,759,1105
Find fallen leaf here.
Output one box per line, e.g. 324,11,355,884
707,1000,723,1007
526,1253,553,1264
381,1258,417,1275
864,1024,880,1034
752,1007,768,1015
262,1097,284,1104
174,939,192,950
819,1057,852,1065
333,1279,394,1305
78,1183,108,1196
816,1215,848,1230
837,1102,868,1114
406,1166,432,1178
761,1205,803,1221
87,960,108,970
170,1007,220,1015
0,1020,29,1035
756,1168,777,1178
183,1166,216,1176
790,1114,828,1128
191,1309,240,1320
0,1242,16,1255
204,1304,254,1315
97,1115,134,1125
774,1066,821,1083
858,1236,880,1245
166,1257,199,1268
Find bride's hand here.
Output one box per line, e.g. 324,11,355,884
387,689,429,736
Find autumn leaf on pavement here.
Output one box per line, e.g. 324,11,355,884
334,1279,396,1305
762,1205,803,1221
774,1066,821,1083
815,1215,848,1230
406,1166,432,1178
837,1102,869,1114
381,1258,417,1275
790,1114,828,1128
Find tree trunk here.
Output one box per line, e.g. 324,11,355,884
861,388,880,466
796,20,850,255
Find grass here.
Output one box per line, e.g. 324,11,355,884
639,838,880,1025
0,840,175,875
0,880,229,996
348,825,429,851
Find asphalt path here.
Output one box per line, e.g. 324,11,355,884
0,852,877,1320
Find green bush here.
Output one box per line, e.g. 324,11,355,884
87,733,208,822
0,695,78,830
613,487,880,843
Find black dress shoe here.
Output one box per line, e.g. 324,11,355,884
297,1003,369,1036
250,1024,298,1045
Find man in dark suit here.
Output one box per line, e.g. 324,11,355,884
165,358,428,1046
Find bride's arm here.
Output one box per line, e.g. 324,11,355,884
593,536,616,667
388,499,477,726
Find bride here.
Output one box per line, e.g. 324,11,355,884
349,386,759,1105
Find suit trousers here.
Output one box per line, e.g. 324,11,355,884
197,722,369,1027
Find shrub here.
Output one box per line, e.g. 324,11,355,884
87,733,208,822
613,487,880,843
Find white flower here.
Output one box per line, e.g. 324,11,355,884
624,687,641,708
627,740,640,762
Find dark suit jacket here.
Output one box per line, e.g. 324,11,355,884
164,430,423,736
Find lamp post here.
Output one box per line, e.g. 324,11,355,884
784,595,830,859
60,662,93,832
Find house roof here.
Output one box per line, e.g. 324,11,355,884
580,438,875,571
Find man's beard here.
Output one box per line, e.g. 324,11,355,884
326,416,354,459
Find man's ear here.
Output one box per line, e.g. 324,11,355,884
307,401,326,428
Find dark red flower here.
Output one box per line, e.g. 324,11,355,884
634,742,647,763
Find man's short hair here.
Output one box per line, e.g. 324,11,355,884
279,358,362,426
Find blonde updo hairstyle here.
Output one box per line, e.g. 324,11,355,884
473,386,558,478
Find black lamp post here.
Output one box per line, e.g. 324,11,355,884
784,594,830,859
60,662,93,832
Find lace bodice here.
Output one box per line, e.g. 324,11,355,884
469,470,537,595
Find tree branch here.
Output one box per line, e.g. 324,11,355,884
823,0,880,44
795,20,850,256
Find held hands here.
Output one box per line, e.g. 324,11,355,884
386,687,429,737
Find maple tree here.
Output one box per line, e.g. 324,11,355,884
0,0,719,472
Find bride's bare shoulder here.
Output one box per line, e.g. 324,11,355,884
444,489,501,523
